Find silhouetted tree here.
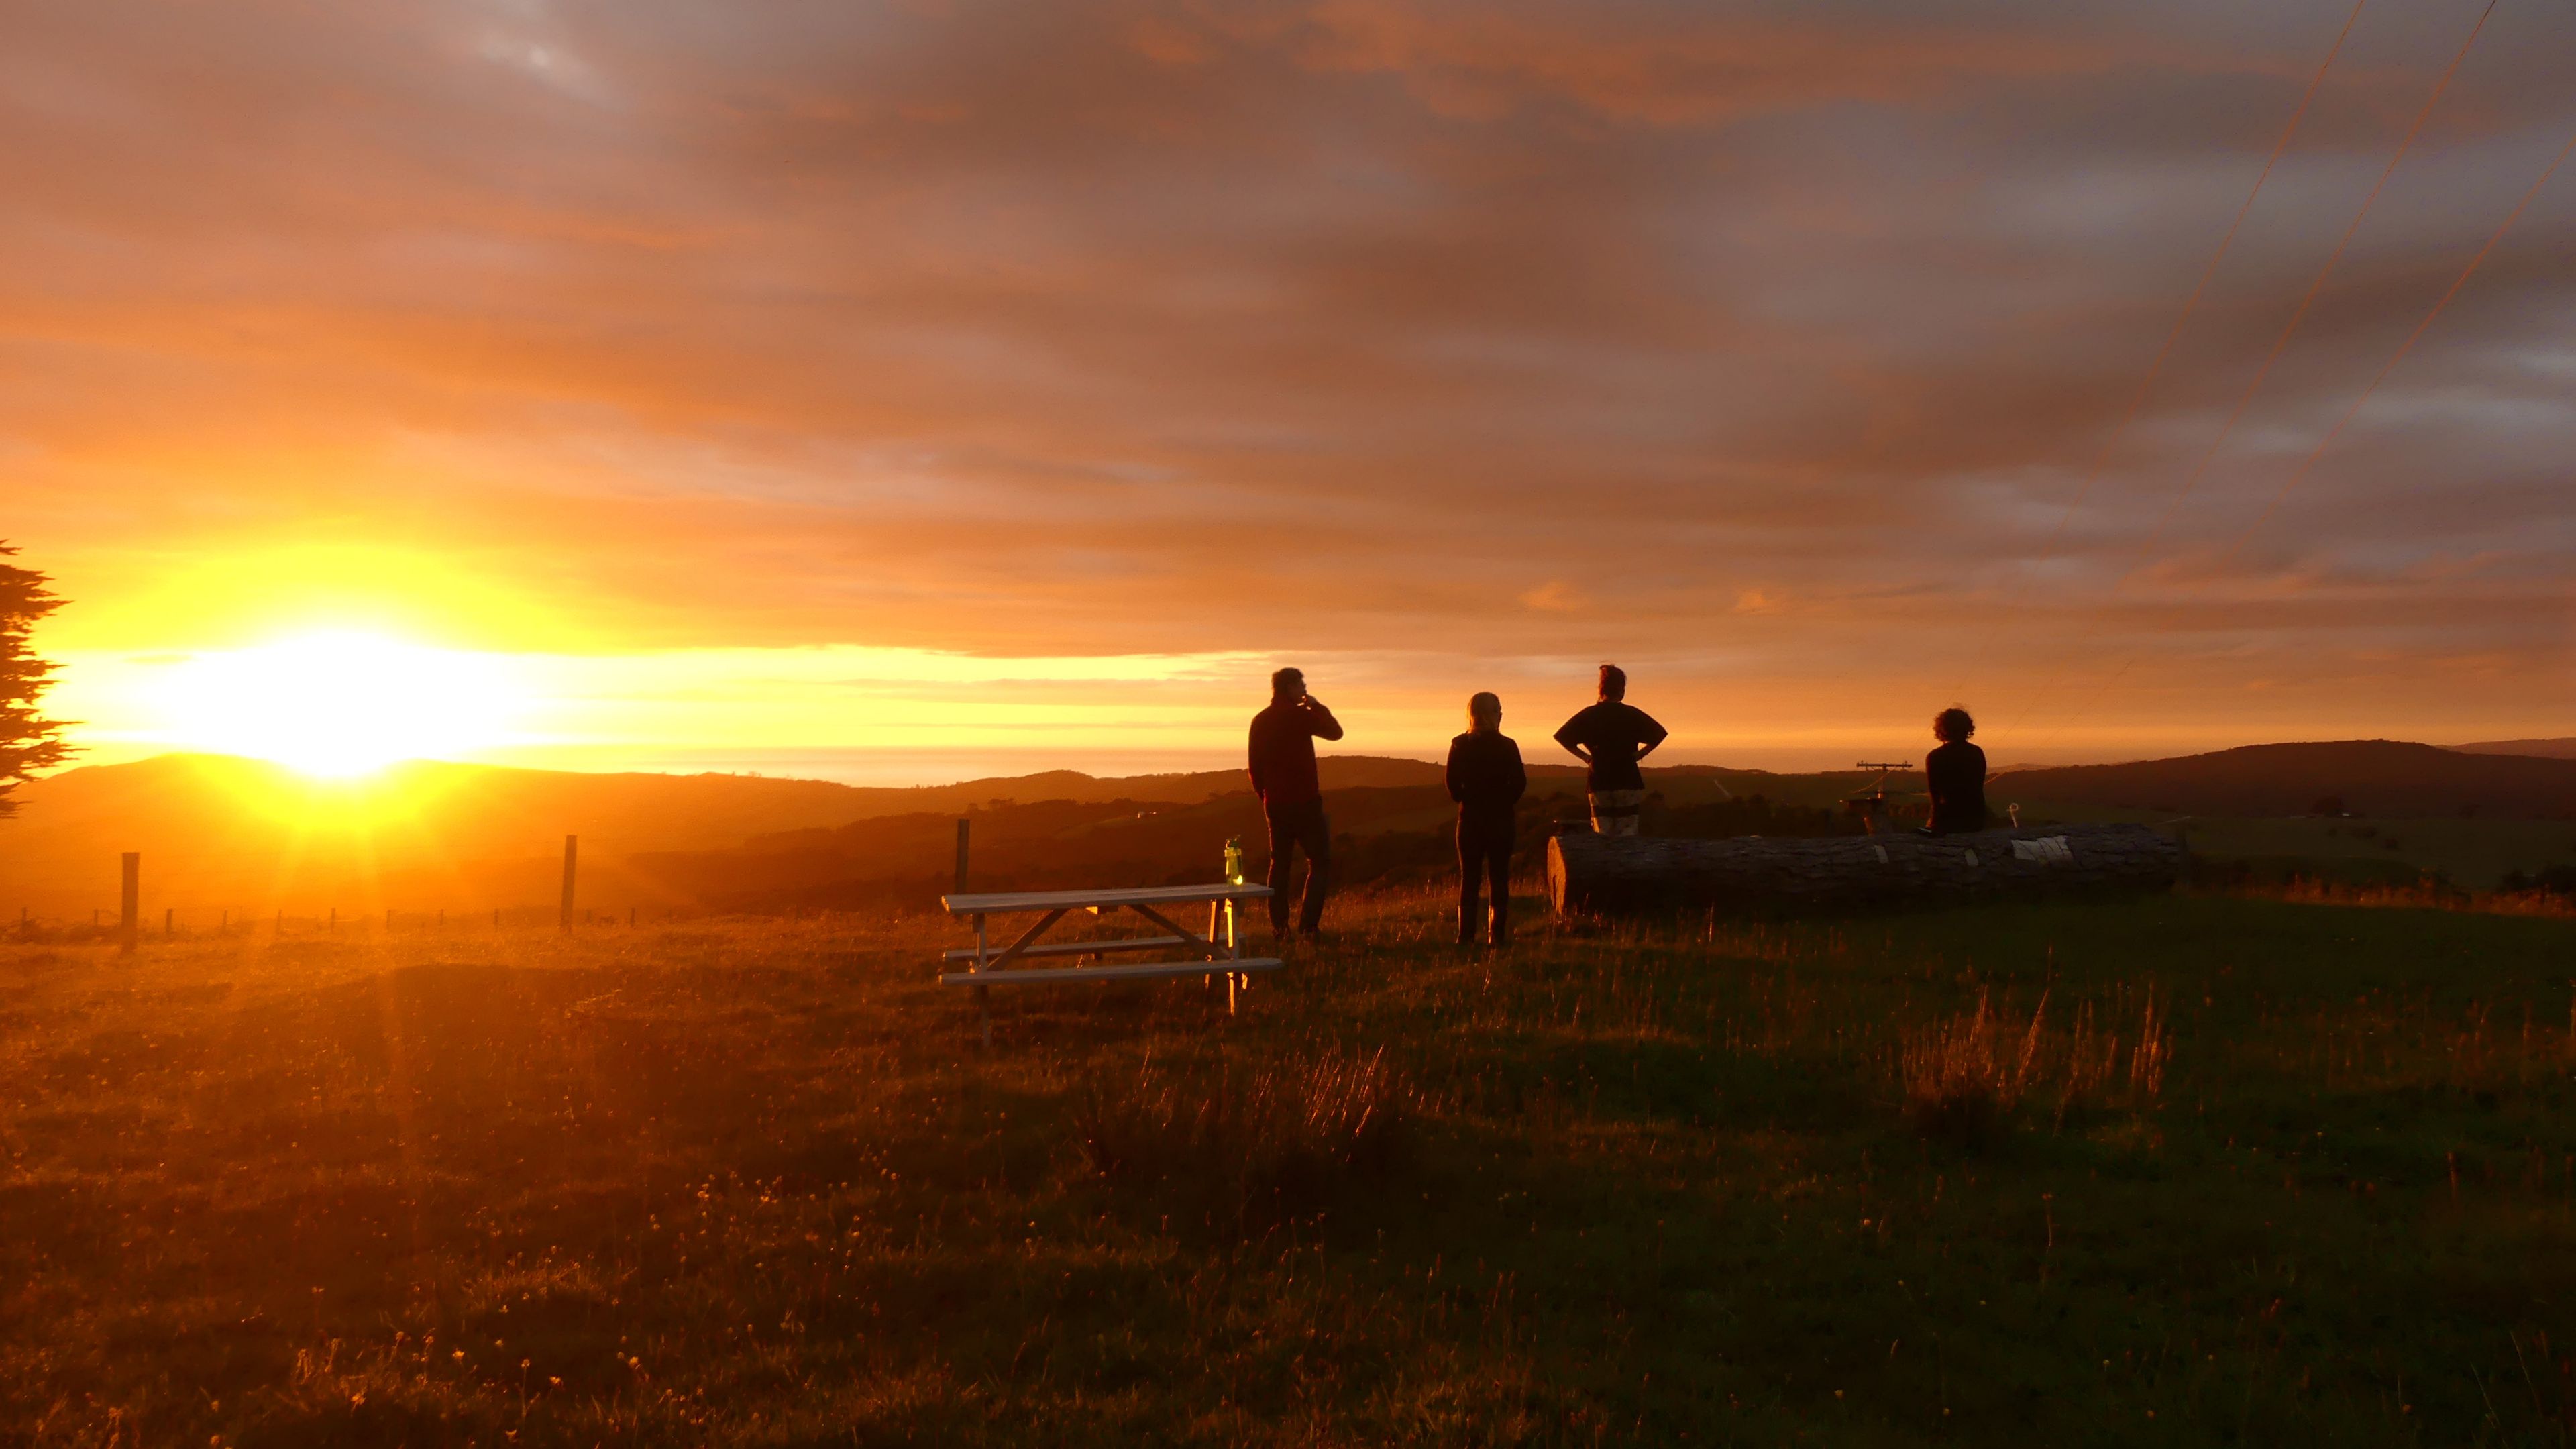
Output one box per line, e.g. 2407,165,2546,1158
0,543,70,819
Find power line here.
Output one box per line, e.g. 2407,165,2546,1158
2033,122,2575,743
1954,0,2367,695
2001,0,2502,739
2212,126,2576,573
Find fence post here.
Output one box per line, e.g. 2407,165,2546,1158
119,853,139,955
164,907,173,936
559,835,578,932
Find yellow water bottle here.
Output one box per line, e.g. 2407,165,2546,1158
1222,837,1244,884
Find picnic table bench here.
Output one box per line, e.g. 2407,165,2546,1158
939,881,1284,1033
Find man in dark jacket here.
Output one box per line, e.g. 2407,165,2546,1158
1446,692,1526,948
1921,705,1988,835
1247,667,1344,937
1552,664,1667,837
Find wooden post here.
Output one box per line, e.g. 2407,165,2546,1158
329,907,337,931
385,908,394,930
119,853,139,955
627,906,635,927
163,907,173,936
559,835,578,932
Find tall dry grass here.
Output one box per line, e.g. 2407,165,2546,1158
1899,987,2168,1146
1075,1044,1419,1227
2233,877,2576,919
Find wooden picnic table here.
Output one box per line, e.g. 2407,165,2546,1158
938,881,1283,1033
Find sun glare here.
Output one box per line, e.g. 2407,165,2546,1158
159,631,523,777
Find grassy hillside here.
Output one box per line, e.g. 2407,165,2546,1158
634,779,1844,912
0,754,1458,918
5,890,2575,1444
0,754,1838,920
2002,740,2576,820
12,747,2573,922
2458,738,2576,760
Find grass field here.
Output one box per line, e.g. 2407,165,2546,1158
6,887,2576,1445
2007,808,2576,892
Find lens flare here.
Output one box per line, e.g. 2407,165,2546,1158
155,631,523,777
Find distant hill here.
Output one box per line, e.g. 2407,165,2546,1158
0,752,1478,916
74,741,2568,920
2456,738,2576,760
2004,741,2576,820
635,779,1849,913
0,751,1836,918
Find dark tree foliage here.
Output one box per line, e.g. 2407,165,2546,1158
0,542,70,819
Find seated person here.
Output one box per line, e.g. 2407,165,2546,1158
1919,706,1988,835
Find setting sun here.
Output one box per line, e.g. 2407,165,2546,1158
152,631,524,777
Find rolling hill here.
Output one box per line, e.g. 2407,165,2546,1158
0,753,1828,919
13,739,2568,923
2457,737,2576,760
2002,740,2576,820
0,753,1443,918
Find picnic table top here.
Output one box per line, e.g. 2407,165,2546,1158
943,881,1277,915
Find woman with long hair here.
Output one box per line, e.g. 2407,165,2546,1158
1446,692,1526,948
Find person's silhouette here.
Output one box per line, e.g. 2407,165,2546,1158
1446,692,1525,948
1552,664,1666,837
1919,706,1988,835
1246,667,1343,937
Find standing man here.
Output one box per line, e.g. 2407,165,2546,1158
1554,663,1667,837
1248,667,1343,938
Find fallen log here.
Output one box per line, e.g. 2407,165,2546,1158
1547,823,2184,917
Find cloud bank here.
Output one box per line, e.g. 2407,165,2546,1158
4,0,2571,764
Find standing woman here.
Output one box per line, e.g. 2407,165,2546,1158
1921,706,1988,835
1446,692,1526,949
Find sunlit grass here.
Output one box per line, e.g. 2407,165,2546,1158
3,889,2574,1442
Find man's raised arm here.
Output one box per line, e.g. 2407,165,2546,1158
1304,698,1344,741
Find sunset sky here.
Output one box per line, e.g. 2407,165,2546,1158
7,0,2571,780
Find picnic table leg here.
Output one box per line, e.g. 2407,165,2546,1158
1224,896,1242,1010
973,912,991,1046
